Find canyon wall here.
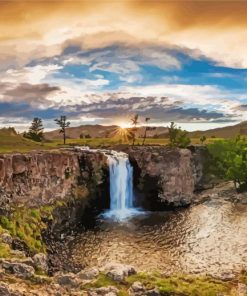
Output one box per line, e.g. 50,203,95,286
0,146,209,212
0,150,108,210
126,146,209,207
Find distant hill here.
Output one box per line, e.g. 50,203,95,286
189,121,247,138
0,127,46,153
44,125,169,140
43,121,247,140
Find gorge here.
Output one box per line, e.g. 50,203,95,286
1,146,247,295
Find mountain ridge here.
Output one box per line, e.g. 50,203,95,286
43,121,247,139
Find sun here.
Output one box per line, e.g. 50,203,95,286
117,122,131,129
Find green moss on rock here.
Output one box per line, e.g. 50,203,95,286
0,204,58,254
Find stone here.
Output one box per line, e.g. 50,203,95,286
0,151,107,209
128,281,145,295
128,281,160,296
103,263,136,281
0,284,22,296
77,267,99,280
9,250,26,258
127,146,206,206
146,288,160,296
56,273,80,288
0,232,13,245
33,253,48,273
88,286,119,296
217,271,235,281
237,283,247,296
2,261,35,278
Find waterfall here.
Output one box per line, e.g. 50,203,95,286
104,151,138,221
74,146,141,221
108,152,133,211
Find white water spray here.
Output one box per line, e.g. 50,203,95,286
104,151,139,221
75,147,140,221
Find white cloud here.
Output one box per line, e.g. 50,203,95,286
2,64,62,84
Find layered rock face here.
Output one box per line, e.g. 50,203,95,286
0,150,107,209
0,146,208,211
126,146,208,206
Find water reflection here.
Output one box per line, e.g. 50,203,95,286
67,199,247,275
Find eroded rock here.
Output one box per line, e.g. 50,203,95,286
0,232,13,245
55,273,80,288
77,267,99,280
33,253,48,273
103,263,136,281
88,286,119,296
1,261,35,278
128,281,160,296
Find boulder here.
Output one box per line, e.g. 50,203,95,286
77,267,99,280
238,283,247,296
88,286,119,296
128,281,160,296
9,250,26,258
103,263,136,281
56,273,80,288
33,253,48,273
1,261,35,278
128,281,146,295
0,232,13,245
146,289,160,296
0,284,22,296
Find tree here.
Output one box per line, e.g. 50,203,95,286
168,122,191,148
142,117,150,145
23,118,44,142
208,138,247,192
130,114,139,146
54,116,70,145
200,135,207,145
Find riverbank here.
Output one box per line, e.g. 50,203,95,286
1,258,247,296
1,147,247,295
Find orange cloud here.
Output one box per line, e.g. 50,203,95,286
0,1,247,68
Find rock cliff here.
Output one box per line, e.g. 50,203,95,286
0,150,108,219
0,146,209,211
125,146,209,207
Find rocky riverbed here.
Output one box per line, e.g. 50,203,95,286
0,147,247,295
0,251,247,296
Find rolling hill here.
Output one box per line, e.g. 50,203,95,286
44,125,169,140
188,121,247,138
44,121,247,140
0,128,49,153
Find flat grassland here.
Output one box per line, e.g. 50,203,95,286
0,130,222,153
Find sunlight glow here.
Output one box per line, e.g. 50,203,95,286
117,122,131,129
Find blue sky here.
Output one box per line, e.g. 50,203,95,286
1,1,247,131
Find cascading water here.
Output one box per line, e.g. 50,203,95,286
103,151,139,221
75,146,141,221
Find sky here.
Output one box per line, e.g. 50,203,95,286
1,0,247,131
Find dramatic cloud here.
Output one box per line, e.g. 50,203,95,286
0,82,60,107
0,1,247,131
68,95,228,123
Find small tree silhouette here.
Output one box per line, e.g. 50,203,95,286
23,117,44,142
200,135,207,144
130,114,139,146
142,117,150,145
54,115,70,145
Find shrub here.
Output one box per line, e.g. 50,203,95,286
168,122,191,148
208,137,247,191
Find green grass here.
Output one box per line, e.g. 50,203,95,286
0,242,11,258
42,137,223,150
0,133,54,153
82,272,238,296
0,125,223,153
0,206,55,254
